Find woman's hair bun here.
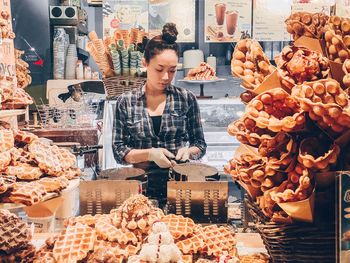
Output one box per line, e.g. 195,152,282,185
161,23,178,44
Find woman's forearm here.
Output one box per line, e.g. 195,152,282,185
124,148,151,164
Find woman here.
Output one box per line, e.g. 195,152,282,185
112,23,206,205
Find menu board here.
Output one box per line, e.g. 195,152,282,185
336,0,350,17
253,0,292,41
204,0,252,43
291,3,332,15
103,0,196,42
0,0,16,88
148,0,195,42
103,0,149,37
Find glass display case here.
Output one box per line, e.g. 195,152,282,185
198,98,245,172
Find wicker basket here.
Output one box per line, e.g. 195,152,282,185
246,187,336,263
103,76,146,100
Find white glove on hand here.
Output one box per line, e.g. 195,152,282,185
148,148,175,168
175,147,191,162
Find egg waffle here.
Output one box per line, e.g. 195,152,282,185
185,62,218,81
246,88,305,133
298,137,340,170
53,223,95,262
0,129,14,153
275,45,329,89
5,164,43,180
161,214,196,239
342,59,350,87
291,78,350,133
0,209,32,254
231,39,275,90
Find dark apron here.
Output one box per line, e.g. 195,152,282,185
133,161,169,209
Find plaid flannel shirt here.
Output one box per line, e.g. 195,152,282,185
112,85,207,165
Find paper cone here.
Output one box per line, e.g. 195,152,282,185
24,196,63,217
240,181,262,200
233,144,260,159
277,189,315,223
330,61,346,89
253,70,283,94
294,36,326,56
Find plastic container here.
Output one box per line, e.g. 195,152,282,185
27,214,55,233
55,179,80,220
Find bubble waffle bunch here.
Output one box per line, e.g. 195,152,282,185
112,194,164,238
275,45,330,89
240,90,256,104
271,164,314,203
0,10,15,39
324,29,350,63
15,49,32,89
285,12,329,40
259,132,297,172
292,79,350,133
185,62,218,81
298,137,340,171
246,88,305,133
0,129,80,206
0,209,33,258
231,39,275,90
342,59,350,87
324,16,350,63
227,116,275,147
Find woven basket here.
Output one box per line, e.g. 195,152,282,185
246,187,336,263
103,76,146,100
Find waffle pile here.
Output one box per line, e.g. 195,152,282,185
228,12,350,224
0,129,81,206
15,49,32,89
0,209,35,262
185,62,218,81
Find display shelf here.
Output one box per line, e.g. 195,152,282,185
0,109,26,119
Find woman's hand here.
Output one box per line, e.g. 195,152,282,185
148,148,175,168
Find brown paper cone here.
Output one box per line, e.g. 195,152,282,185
24,196,63,217
330,61,346,89
277,188,315,223
233,144,260,159
253,70,283,94
294,36,327,56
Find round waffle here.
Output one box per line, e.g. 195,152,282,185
0,129,14,153
246,88,305,132
275,45,330,89
28,140,63,176
292,78,350,133
161,214,196,240
0,209,32,254
231,39,275,90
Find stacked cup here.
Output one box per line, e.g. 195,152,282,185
53,28,67,79
65,44,78,79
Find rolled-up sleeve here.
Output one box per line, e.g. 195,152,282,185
186,92,207,159
112,96,132,165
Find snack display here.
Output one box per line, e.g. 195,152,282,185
231,39,275,90
15,49,32,89
275,45,330,89
285,12,329,40
0,129,80,206
0,10,15,39
184,62,218,81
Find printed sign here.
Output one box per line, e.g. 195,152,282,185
204,0,252,43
